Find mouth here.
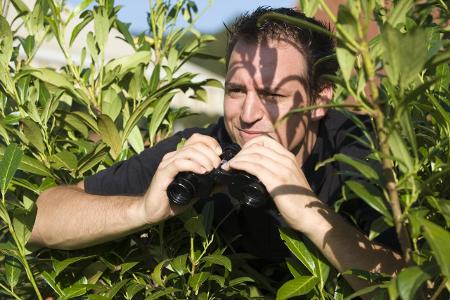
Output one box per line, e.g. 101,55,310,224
237,128,269,139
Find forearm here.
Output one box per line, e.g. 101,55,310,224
276,195,404,291
29,185,148,250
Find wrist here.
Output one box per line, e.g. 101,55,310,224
127,195,151,229
274,193,332,234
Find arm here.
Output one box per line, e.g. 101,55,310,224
29,134,223,250
225,136,404,291
29,182,148,250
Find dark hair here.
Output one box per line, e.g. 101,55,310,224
225,7,338,97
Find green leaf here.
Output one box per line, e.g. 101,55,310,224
387,0,413,27
151,259,170,287
313,253,330,289
418,218,450,277
104,51,151,82
345,180,392,221
279,228,315,275
331,153,380,181
77,143,108,176
21,118,45,153
201,254,232,271
41,271,64,296
146,287,179,300
5,256,21,290
122,93,174,146
70,13,94,47
298,0,320,17
387,129,414,173
344,283,387,300
127,125,144,153
97,114,122,159
170,254,188,276
9,0,29,15
0,143,23,195
107,279,129,298
21,67,78,97
64,114,89,138
188,272,210,293
63,284,87,299
71,111,99,132
149,94,172,145
0,15,13,65
115,20,135,48
53,256,95,276
369,216,392,240
276,276,319,299
149,64,161,93
12,205,36,247
94,7,109,53
184,214,207,238
19,154,53,178
396,266,432,300
119,261,139,277
228,276,255,286
382,25,430,89
0,61,17,97
101,87,123,121
50,150,78,171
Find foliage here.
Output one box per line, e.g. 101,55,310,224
274,0,450,299
0,0,449,299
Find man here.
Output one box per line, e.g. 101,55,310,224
30,7,403,291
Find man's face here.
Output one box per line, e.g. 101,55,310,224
224,39,324,159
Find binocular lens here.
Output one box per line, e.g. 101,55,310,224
240,184,267,208
167,178,195,206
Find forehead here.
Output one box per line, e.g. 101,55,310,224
226,39,308,89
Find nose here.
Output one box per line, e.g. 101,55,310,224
240,91,264,125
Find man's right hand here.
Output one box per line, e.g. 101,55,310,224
29,133,222,250
139,133,223,224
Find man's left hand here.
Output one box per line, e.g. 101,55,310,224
223,136,321,232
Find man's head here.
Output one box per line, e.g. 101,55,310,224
223,7,338,162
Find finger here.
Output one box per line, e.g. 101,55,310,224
159,157,208,179
160,146,218,171
238,143,297,167
183,143,222,168
225,159,277,191
243,135,286,153
229,151,292,175
184,133,222,156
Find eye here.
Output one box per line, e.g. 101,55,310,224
260,92,283,102
226,87,246,97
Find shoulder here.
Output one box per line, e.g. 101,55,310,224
319,109,373,150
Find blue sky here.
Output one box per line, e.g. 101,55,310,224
68,0,297,33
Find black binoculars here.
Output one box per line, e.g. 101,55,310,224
167,143,269,208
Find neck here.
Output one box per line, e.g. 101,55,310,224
293,120,320,167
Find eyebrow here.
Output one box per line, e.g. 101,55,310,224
225,82,287,95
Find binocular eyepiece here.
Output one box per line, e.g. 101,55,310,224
167,143,269,208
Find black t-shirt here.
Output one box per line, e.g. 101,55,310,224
85,110,398,260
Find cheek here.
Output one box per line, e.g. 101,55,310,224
224,98,240,119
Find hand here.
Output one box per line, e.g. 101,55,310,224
223,136,320,231
140,134,222,225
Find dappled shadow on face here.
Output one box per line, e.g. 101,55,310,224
226,37,314,150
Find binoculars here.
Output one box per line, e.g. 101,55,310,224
167,143,269,208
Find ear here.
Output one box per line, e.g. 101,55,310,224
311,85,333,120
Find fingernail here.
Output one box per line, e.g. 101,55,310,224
221,162,229,170
201,167,207,173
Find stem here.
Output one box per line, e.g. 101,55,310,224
1,195,43,300
360,38,413,265
0,282,21,300
430,278,447,300
190,235,196,275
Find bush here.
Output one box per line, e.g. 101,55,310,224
0,0,449,299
